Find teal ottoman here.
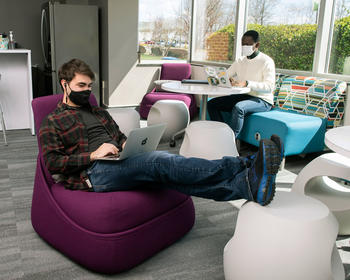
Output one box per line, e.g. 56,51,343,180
238,108,327,156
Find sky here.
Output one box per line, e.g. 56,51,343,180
138,0,309,23
139,0,184,22
139,0,350,28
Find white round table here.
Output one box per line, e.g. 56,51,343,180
161,81,251,120
153,79,178,91
325,125,350,158
292,125,350,234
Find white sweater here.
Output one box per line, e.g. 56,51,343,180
227,52,276,105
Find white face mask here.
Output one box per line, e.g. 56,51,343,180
241,45,255,57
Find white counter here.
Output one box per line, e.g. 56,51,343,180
0,49,34,134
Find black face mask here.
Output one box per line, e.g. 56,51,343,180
66,84,91,107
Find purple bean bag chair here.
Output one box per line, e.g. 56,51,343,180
31,94,195,274
139,63,198,119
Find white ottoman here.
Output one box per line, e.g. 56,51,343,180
179,120,239,160
107,108,140,137
147,100,189,145
223,191,344,280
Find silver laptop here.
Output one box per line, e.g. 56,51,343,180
99,123,166,161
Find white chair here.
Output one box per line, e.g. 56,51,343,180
147,100,189,146
292,152,350,235
107,107,140,137
179,120,239,160
223,191,344,280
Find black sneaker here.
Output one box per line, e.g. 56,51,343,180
247,138,282,206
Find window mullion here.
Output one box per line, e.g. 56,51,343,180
189,0,195,63
234,0,248,61
324,0,337,73
313,0,335,74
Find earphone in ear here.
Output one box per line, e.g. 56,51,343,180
64,82,68,103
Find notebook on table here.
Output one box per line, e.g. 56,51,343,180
204,66,232,88
99,123,166,161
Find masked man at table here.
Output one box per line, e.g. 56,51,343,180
207,30,275,137
39,58,283,206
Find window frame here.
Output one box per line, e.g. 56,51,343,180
138,0,350,82
313,0,334,74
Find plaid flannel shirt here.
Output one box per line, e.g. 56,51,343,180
39,101,127,190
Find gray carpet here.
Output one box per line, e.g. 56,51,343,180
0,129,349,280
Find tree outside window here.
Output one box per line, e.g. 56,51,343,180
138,0,191,64
191,0,237,63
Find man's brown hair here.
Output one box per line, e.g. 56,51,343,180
58,58,95,85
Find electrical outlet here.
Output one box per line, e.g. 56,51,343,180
254,132,261,141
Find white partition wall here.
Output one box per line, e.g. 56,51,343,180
0,50,34,134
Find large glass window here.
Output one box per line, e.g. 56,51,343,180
247,0,318,71
191,0,237,63
138,0,191,64
138,0,350,78
328,0,350,74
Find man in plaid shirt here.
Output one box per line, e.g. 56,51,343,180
39,59,283,206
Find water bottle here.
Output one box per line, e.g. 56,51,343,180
8,31,15,49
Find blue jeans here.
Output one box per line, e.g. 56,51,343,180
207,94,272,136
87,151,253,201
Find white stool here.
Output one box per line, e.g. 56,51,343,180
292,152,350,235
107,108,140,137
223,191,344,280
147,100,189,146
179,120,239,160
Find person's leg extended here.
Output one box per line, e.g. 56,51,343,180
207,94,251,122
230,97,272,136
87,136,283,205
87,151,251,201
